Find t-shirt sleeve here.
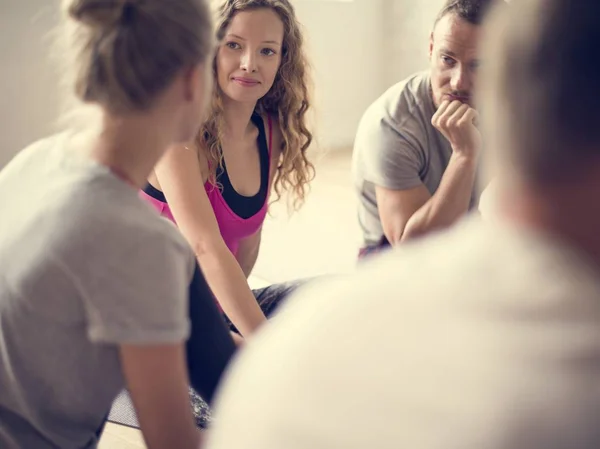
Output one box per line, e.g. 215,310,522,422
357,111,425,191
77,227,194,345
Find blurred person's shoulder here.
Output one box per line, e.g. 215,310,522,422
206,214,600,449
267,214,600,335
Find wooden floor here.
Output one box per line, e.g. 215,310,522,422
99,149,358,448
99,423,146,449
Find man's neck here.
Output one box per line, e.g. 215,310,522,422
498,178,600,272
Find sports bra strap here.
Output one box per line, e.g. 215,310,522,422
267,115,273,157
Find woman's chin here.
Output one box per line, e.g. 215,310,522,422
222,87,264,105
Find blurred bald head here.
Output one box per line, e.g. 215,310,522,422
480,0,600,185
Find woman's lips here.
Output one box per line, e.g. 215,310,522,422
233,77,260,87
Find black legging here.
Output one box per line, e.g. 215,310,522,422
185,262,237,405
185,276,311,427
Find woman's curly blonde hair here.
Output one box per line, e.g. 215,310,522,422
196,0,315,210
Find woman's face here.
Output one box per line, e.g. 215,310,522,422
216,8,284,105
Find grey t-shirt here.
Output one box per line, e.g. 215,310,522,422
352,71,478,246
0,133,195,448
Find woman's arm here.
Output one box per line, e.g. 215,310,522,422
120,343,202,449
236,228,262,278
154,145,266,337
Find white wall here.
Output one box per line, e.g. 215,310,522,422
384,0,446,86
0,0,61,168
0,0,388,167
295,0,386,151
295,0,445,151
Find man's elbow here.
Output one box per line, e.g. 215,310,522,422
397,211,434,243
399,222,427,243
381,219,408,246
400,210,454,243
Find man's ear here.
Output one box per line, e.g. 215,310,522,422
429,32,434,60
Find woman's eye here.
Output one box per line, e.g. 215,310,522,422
226,42,241,50
261,48,276,56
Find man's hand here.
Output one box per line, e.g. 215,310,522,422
432,100,481,159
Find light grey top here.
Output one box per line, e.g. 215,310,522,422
205,216,600,449
352,71,478,246
0,133,195,449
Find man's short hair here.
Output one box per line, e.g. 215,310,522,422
435,0,497,26
480,0,600,183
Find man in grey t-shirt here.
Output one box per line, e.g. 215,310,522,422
352,0,497,256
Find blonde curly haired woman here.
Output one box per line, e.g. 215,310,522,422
141,0,315,341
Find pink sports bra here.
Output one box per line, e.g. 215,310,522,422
140,112,273,256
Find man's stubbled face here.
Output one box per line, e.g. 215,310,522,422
429,13,481,108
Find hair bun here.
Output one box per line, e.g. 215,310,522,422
68,0,135,29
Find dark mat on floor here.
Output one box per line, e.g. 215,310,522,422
107,389,212,429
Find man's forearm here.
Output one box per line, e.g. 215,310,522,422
402,153,477,241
